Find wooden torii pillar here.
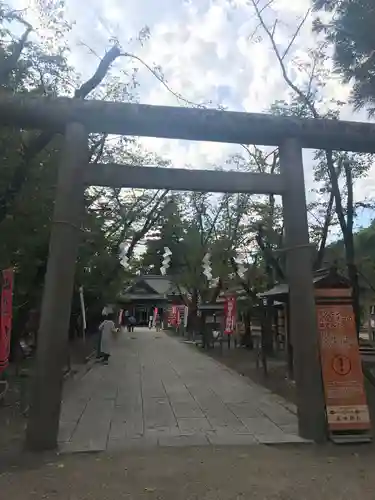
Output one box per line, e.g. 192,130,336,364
279,138,326,442
26,123,87,450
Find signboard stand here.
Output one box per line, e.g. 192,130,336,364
316,287,372,444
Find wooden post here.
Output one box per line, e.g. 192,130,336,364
285,302,294,380
279,138,327,442
26,122,87,451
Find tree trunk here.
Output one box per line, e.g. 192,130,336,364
187,288,199,340
286,302,294,380
243,310,253,349
263,298,274,355
346,245,361,335
263,259,275,355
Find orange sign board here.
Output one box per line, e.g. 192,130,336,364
317,304,371,432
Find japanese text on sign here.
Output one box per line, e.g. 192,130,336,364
317,303,370,432
224,296,236,335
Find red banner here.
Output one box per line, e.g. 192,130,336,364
0,269,14,372
169,305,177,326
317,303,371,433
224,295,236,335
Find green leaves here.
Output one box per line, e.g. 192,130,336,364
0,1,172,332
313,0,375,115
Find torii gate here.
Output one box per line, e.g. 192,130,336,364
1,94,374,450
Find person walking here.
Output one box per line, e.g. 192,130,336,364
128,315,136,333
155,314,162,332
98,313,116,364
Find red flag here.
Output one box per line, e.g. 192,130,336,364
153,307,158,325
0,269,14,372
169,305,178,326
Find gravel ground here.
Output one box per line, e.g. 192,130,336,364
0,444,375,499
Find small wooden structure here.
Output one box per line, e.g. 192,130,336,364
118,275,185,325
198,303,224,349
260,267,350,376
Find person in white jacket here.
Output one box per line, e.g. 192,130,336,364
98,313,116,364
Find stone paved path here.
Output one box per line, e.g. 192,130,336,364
59,328,306,452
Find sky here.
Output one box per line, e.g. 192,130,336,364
8,0,375,229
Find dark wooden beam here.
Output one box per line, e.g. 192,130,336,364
84,164,286,194
1,94,375,152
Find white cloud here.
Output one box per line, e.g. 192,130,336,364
8,0,375,216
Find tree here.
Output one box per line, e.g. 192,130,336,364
312,0,375,115
141,194,186,275
325,219,375,319
248,0,374,333
139,186,258,335
0,1,173,358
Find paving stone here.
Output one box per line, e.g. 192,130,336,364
109,404,144,439
107,435,158,451
144,397,178,430
260,407,296,426
158,434,209,447
171,401,205,418
205,408,244,428
213,391,257,405
115,391,142,407
279,423,299,434
58,421,77,443
177,417,213,434
60,327,303,451
60,400,87,423
207,433,258,446
241,417,284,435
209,425,252,435
145,427,180,439
71,399,114,448
227,402,263,419
166,390,195,403
142,383,166,399
59,438,107,453
255,433,310,444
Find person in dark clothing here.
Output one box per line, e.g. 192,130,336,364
128,315,136,332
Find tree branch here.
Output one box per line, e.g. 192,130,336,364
0,16,32,86
251,0,349,257
250,0,319,118
0,45,122,226
326,152,347,235
255,224,285,281
344,160,353,234
315,190,334,269
74,46,121,98
125,189,169,259
281,9,311,60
